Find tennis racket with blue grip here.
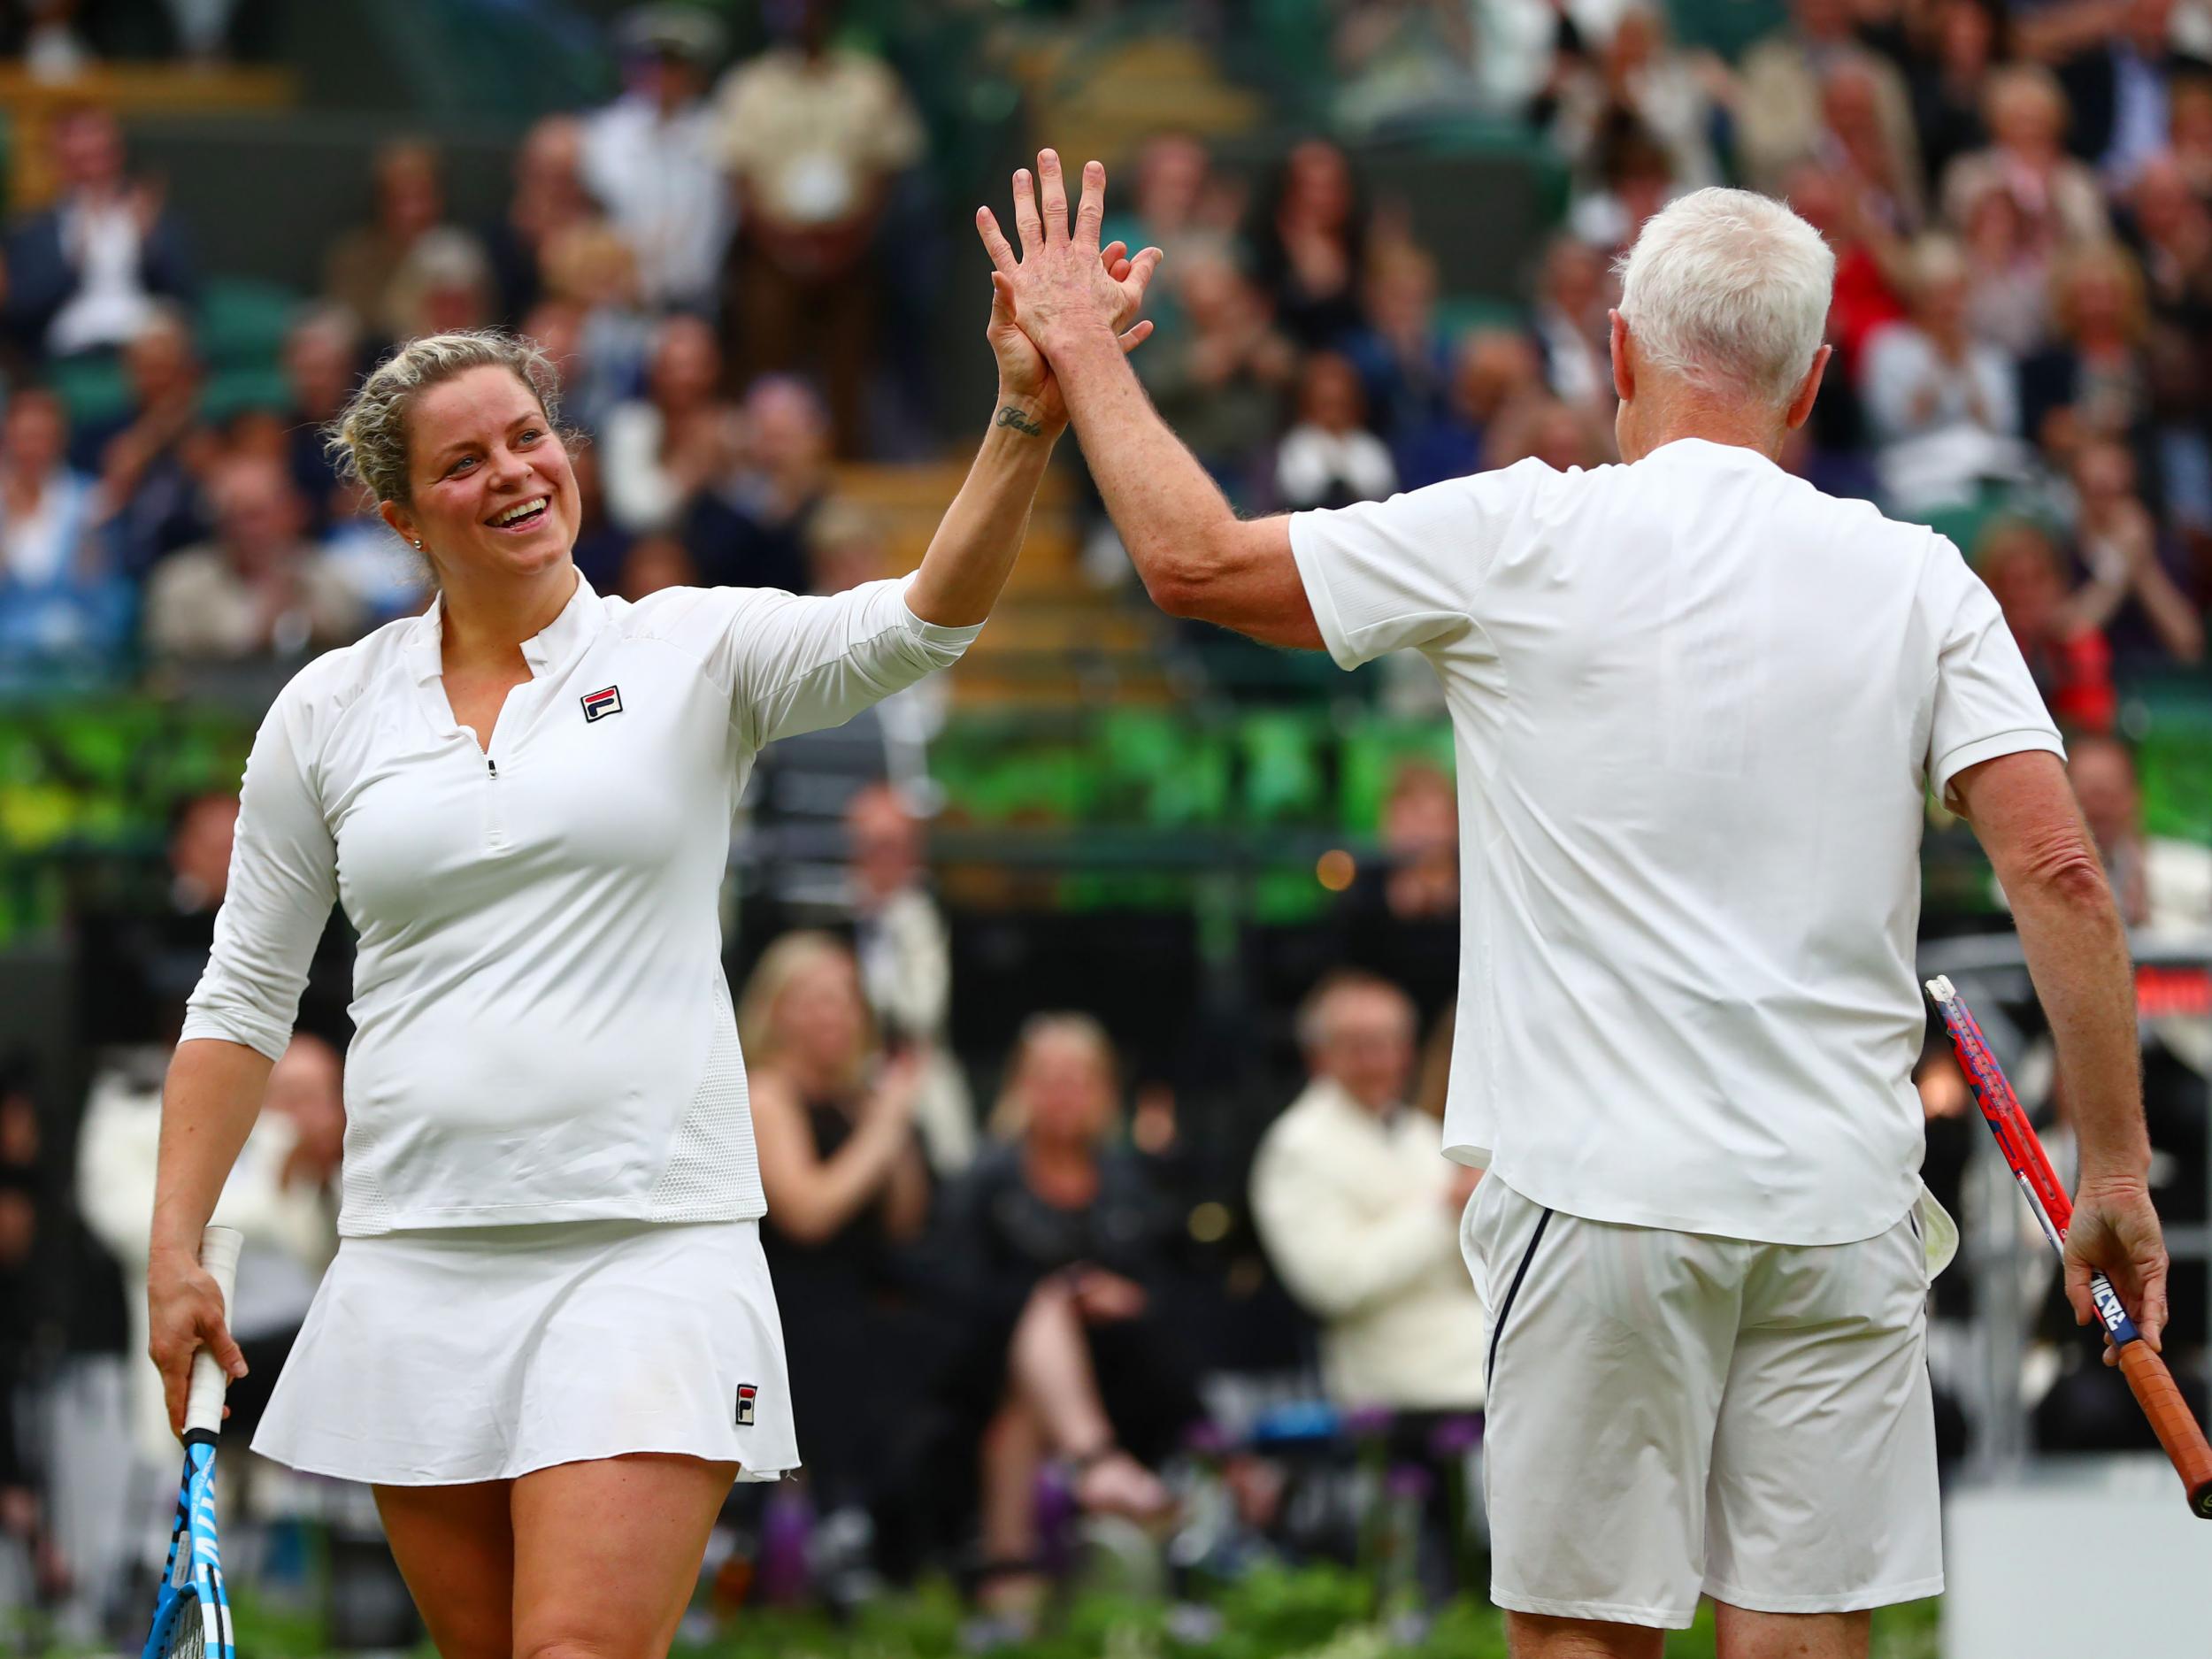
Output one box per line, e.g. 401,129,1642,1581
1926,976,2212,1518
142,1225,242,1659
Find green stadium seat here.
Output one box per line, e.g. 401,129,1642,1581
50,354,134,432
197,278,302,371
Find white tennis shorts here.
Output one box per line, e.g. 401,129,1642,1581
1463,1173,1947,1628
254,1217,800,1486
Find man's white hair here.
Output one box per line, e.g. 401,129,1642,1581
1615,188,1835,406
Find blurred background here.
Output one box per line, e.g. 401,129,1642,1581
0,0,2209,1653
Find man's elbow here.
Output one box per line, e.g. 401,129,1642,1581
2013,835,2118,917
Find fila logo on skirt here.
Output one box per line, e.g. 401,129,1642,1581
735,1383,758,1426
580,685,624,722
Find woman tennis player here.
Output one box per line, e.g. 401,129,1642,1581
145,220,1158,1653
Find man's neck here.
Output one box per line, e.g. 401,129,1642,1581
1620,397,1788,465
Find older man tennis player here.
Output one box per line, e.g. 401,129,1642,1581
982,157,2172,1656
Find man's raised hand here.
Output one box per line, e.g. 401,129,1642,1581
976,150,1163,362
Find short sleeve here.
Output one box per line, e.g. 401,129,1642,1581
180,687,340,1062
647,577,979,752
1925,549,2065,804
1287,465,1532,670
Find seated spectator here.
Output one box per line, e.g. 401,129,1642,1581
3,103,196,361
1959,175,2055,357
541,222,655,421
384,227,497,342
716,0,926,456
0,386,130,680
1975,515,2117,732
1486,389,1610,471
324,138,474,343
1250,972,1484,1410
602,312,741,535
321,480,430,626
2006,0,2175,176
1395,326,1542,490
279,305,363,534
1565,113,1682,257
613,531,697,601
1330,0,1482,132
692,374,832,595
744,933,934,1528
1340,758,1461,1022
2070,732,2212,934
79,303,212,576
1098,132,1240,338
2022,241,2154,451
845,782,973,1175
76,1031,342,1465
584,4,735,315
1553,6,1722,196
1275,350,1397,511
1735,0,1918,195
1136,250,1297,495
1819,52,1928,236
2063,436,2204,663
1247,139,1369,351
142,454,362,662
1941,65,2111,254
1859,235,2026,513
2169,71,2212,196
2125,154,2212,526
482,115,603,325
1904,0,1999,196
1529,233,1613,411
1341,239,1451,447
949,1014,1194,1617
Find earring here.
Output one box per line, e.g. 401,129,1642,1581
411,540,423,549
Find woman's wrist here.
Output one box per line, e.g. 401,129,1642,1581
991,388,1063,443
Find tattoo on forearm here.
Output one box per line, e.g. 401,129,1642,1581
996,404,1047,437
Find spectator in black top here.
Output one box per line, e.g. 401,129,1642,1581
949,1013,1194,1624
744,933,933,1525
280,305,362,536
1905,0,2002,196
691,374,829,594
1247,139,1369,350
482,116,603,325
3,103,196,363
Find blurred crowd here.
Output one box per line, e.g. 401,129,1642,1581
6,0,2212,1640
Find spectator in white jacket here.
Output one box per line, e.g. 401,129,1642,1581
76,1033,343,1465
1249,972,1486,1410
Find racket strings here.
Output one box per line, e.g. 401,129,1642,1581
153,1594,204,1659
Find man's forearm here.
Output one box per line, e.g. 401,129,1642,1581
1052,326,1239,597
904,396,1059,628
2012,874,2150,1187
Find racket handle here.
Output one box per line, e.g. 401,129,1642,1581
183,1225,243,1438
2115,1340,2212,1519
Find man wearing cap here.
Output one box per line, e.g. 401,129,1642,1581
582,4,733,315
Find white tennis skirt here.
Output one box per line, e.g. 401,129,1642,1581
254,1217,801,1486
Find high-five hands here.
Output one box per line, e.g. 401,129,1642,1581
976,150,1164,429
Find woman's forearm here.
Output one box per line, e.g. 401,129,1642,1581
150,1038,273,1264
902,393,1061,628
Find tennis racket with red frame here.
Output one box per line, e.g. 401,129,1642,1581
1926,974,2212,1518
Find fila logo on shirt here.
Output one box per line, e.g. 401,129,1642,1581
735,1383,758,1426
580,685,624,723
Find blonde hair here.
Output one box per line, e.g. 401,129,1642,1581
2051,242,2148,345
735,931,875,1089
325,327,565,507
989,1011,1121,1142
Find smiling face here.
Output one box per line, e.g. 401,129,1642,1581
380,365,580,585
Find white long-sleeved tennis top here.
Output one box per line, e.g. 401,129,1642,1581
180,572,979,1236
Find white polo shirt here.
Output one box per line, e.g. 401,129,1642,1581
1290,438,2062,1245
181,572,979,1236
